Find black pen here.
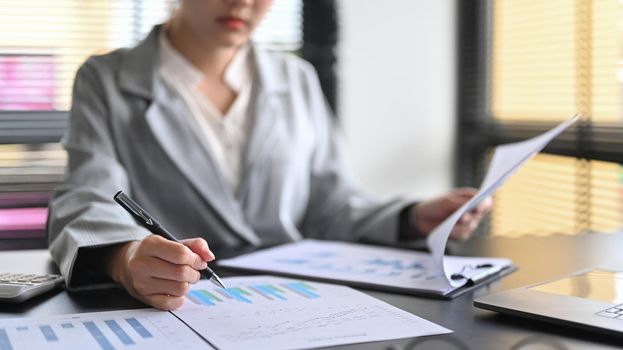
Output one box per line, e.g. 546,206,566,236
113,190,226,289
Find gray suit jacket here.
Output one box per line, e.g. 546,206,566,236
47,26,413,289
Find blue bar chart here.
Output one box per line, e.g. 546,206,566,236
186,281,320,306
173,276,452,350
104,320,134,346
0,309,207,350
0,328,11,350
39,325,58,342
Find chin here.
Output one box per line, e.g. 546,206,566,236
215,35,249,48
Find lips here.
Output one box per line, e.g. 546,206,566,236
217,16,247,30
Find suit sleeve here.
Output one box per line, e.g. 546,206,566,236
297,61,417,244
47,58,150,290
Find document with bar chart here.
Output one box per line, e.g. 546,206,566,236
173,275,451,350
219,239,513,297
0,309,211,350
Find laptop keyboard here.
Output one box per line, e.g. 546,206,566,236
597,304,623,319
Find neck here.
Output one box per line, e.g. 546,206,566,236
166,21,238,81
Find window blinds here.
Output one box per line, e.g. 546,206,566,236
0,0,302,112
488,0,623,237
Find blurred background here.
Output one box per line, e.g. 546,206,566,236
0,0,620,248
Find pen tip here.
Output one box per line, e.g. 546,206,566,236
210,275,227,289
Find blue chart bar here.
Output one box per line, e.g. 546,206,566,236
188,283,323,305
215,289,233,300
253,285,287,300
222,288,252,303
187,290,209,305
248,286,273,300
125,318,153,339
0,328,13,350
105,320,134,345
61,323,73,329
83,322,114,350
39,325,59,342
283,282,320,299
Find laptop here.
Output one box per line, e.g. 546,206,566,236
474,267,623,337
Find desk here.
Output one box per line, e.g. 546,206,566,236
1,232,623,350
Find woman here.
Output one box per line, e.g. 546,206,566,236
48,0,491,311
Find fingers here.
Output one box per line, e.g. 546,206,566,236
181,238,215,262
134,277,191,297
142,294,186,311
450,219,479,241
451,187,479,198
452,204,489,240
475,196,493,214
143,235,207,270
120,235,216,311
457,211,473,224
128,256,201,283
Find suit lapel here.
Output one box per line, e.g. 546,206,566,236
145,81,260,245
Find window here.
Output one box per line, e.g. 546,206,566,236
0,0,303,112
457,0,623,237
0,0,303,243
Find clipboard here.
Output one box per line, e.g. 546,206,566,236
218,239,516,299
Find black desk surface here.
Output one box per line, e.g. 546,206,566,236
1,232,623,350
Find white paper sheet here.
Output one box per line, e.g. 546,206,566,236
0,309,212,350
426,114,579,287
219,240,511,294
173,276,451,350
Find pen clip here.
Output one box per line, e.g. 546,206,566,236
114,191,154,226
450,263,500,283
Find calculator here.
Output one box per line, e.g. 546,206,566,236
0,273,64,303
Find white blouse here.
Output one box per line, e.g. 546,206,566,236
157,29,254,192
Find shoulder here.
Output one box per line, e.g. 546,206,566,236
252,46,320,85
252,46,335,127
79,48,127,75
72,48,128,93
258,49,315,71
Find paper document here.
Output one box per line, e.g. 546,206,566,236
172,275,451,350
426,114,579,287
219,240,511,295
220,115,578,295
0,309,212,350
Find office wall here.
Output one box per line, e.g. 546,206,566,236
337,0,456,200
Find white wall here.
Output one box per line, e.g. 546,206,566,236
337,0,456,200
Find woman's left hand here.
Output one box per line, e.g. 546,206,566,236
412,188,493,240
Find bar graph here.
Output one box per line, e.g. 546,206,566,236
0,328,11,350
125,317,153,339
104,320,134,346
275,255,427,278
186,281,320,306
0,309,207,350
39,325,58,342
84,321,114,350
173,276,452,350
